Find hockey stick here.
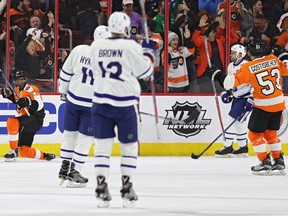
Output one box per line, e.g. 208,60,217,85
140,111,186,124
0,69,30,116
203,22,225,141
139,0,160,139
191,118,237,159
141,107,200,125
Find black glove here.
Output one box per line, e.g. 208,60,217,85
16,97,31,108
1,88,12,98
205,65,220,79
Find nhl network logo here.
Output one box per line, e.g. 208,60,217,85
163,101,211,138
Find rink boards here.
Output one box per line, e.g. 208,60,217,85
0,95,288,156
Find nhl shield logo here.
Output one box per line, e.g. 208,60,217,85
163,101,211,138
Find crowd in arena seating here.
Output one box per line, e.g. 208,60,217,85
1,0,288,93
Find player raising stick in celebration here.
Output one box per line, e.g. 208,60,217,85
90,11,155,208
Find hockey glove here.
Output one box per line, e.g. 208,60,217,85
238,97,254,123
244,97,254,112
142,39,156,63
16,97,32,109
1,88,12,98
60,93,67,101
220,90,233,103
205,65,219,78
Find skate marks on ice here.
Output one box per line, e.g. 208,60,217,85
0,157,288,216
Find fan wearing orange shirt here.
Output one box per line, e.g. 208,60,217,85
210,39,287,175
1,69,55,162
217,0,247,35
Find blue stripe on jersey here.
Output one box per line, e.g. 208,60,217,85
93,92,139,102
61,69,73,76
122,155,137,159
94,164,110,168
68,90,92,103
121,164,137,169
59,76,70,82
72,159,85,164
137,64,152,79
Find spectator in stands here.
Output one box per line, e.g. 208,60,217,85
170,8,198,92
30,12,54,35
276,21,288,51
249,13,280,55
75,0,101,44
148,19,164,93
192,15,239,93
59,0,78,30
217,0,247,36
122,0,144,42
276,0,288,32
3,0,47,47
8,40,16,73
15,28,53,92
198,0,222,16
162,31,194,93
137,19,164,92
144,0,159,19
263,0,285,26
154,0,165,35
98,0,108,25
241,0,263,38
169,0,185,22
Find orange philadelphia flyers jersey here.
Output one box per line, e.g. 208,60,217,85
14,84,44,116
234,54,288,112
217,1,243,32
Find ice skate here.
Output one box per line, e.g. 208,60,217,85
44,153,56,161
215,146,233,158
4,148,18,162
95,176,111,208
251,156,272,175
58,160,70,186
120,175,138,208
271,154,286,176
232,145,248,157
66,162,88,188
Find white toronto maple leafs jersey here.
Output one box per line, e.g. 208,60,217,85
58,45,94,107
224,59,252,98
90,38,154,107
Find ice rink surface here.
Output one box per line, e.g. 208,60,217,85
1,156,288,216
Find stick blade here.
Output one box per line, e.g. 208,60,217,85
191,153,200,159
204,21,219,37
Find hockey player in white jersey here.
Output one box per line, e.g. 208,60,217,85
215,43,252,157
58,25,111,188
90,11,155,208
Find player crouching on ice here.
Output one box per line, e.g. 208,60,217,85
208,39,287,175
1,69,55,161
214,43,251,158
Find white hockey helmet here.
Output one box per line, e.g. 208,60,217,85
93,25,111,40
26,27,42,41
108,11,131,38
231,43,246,58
